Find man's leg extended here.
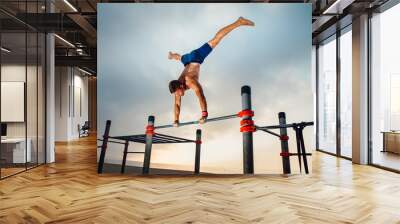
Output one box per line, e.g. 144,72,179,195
208,17,254,48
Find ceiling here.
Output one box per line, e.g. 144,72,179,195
0,0,392,75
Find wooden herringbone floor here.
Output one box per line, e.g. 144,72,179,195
1,135,400,224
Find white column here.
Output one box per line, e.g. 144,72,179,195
46,0,55,163
46,33,55,163
352,14,369,164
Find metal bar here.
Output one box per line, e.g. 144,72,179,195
152,138,181,144
289,153,312,156
112,135,146,142
122,136,146,141
258,122,314,130
155,135,192,143
142,116,154,174
299,127,310,174
256,128,281,138
120,140,129,174
97,120,111,174
241,85,254,174
295,128,302,173
153,141,193,144
0,8,38,32
97,139,126,145
154,114,238,129
279,112,291,174
127,152,145,154
194,129,201,174
110,134,196,144
155,133,195,142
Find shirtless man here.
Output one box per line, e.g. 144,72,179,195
168,17,255,127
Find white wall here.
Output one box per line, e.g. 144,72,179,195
1,65,39,138
55,67,89,141
1,63,46,163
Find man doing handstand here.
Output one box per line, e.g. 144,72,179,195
168,16,255,127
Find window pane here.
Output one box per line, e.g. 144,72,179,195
27,31,38,169
318,36,337,154
1,31,27,178
340,28,352,158
371,3,400,171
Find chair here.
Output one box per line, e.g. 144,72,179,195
78,121,90,138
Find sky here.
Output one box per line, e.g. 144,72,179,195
98,3,313,174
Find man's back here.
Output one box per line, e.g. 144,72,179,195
179,63,201,83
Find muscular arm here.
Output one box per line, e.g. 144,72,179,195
186,78,207,112
174,94,181,122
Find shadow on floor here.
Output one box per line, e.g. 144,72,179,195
103,163,201,175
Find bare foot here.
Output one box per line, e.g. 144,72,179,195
168,52,181,60
238,16,255,26
168,51,174,60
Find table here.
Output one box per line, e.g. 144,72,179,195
382,131,400,154
1,138,32,164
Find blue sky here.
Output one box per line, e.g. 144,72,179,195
98,3,312,173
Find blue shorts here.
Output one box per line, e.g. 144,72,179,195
181,43,213,66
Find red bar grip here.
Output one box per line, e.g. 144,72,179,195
237,109,254,118
145,125,155,135
240,125,256,133
280,152,290,157
195,140,202,144
240,119,254,127
280,135,289,141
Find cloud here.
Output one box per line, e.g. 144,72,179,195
98,3,312,173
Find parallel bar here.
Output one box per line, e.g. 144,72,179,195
299,127,310,174
151,137,180,144
288,153,312,156
114,135,146,140
120,140,129,174
258,122,314,130
279,112,291,174
143,116,155,174
153,137,190,143
241,85,254,174
153,141,194,144
295,128,303,173
155,133,196,142
194,129,202,174
256,127,281,138
113,133,196,144
97,120,111,174
155,114,238,129
97,139,126,145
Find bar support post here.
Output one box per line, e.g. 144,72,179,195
299,126,309,174
294,126,303,173
98,120,111,174
279,112,291,174
194,129,202,174
121,140,129,174
241,85,254,174
143,116,155,174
